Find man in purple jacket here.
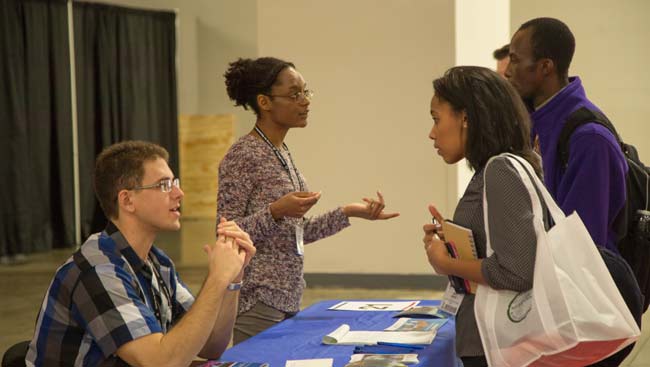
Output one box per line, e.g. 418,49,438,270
506,17,627,253
506,18,640,367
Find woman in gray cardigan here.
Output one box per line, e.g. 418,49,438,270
422,66,542,367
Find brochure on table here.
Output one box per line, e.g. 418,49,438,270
328,301,419,312
322,324,435,346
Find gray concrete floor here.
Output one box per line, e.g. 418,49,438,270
2,245,649,366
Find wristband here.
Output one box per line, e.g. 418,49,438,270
227,281,243,291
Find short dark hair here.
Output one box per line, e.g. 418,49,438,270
224,57,295,116
432,66,541,176
94,141,169,219
493,44,510,60
518,17,575,78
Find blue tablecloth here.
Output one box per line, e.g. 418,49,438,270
220,299,458,367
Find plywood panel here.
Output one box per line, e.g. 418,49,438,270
179,114,234,219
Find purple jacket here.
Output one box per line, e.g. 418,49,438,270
531,77,627,253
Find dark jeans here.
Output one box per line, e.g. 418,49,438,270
460,355,487,367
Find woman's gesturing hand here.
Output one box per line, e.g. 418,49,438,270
343,191,400,220
270,191,321,220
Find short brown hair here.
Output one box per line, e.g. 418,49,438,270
94,141,169,219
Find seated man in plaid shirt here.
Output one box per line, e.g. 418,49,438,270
26,141,256,367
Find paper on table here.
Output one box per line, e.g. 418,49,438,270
322,324,435,346
385,318,447,332
349,354,419,364
393,306,446,318
285,359,333,367
328,301,419,311
344,361,407,367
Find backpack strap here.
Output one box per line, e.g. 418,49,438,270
556,106,623,169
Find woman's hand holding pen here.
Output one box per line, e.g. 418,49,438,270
342,191,400,220
270,191,321,220
423,204,451,275
423,204,445,244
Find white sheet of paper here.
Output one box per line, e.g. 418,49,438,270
285,359,333,367
322,324,435,346
328,301,419,311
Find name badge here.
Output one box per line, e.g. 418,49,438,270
439,283,464,316
295,224,304,256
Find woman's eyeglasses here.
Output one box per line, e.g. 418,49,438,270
266,89,314,102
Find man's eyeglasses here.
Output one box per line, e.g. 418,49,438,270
132,178,180,193
266,89,314,102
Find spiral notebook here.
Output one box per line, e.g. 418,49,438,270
442,220,478,294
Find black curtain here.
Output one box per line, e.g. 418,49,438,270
0,0,75,256
73,2,179,238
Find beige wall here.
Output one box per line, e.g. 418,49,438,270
453,0,510,207
77,0,650,275
511,0,650,162
257,0,455,274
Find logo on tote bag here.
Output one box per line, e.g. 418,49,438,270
507,291,532,323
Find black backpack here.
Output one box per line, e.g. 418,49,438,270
557,107,650,312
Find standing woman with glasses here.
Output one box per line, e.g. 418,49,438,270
218,57,399,343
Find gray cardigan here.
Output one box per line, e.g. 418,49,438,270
453,156,538,357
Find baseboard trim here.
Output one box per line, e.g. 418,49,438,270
304,273,448,290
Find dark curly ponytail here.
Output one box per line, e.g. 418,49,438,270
224,57,295,116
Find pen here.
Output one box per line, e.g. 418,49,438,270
432,217,443,239
353,346,416,355
376,341,426,349
432,217,443,228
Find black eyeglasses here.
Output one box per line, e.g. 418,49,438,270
266,89,314,102
132,178,180,193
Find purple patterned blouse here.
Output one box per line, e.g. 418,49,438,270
217,134,350,314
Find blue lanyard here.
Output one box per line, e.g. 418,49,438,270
254,126,304,192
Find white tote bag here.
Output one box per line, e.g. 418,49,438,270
474,153,640,367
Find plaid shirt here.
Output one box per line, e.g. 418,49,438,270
26,223,194,366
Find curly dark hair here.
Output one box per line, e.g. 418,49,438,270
432,66,541,176
224,57,295,116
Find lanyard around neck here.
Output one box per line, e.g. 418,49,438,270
254,125,304,191
135,256,173,332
